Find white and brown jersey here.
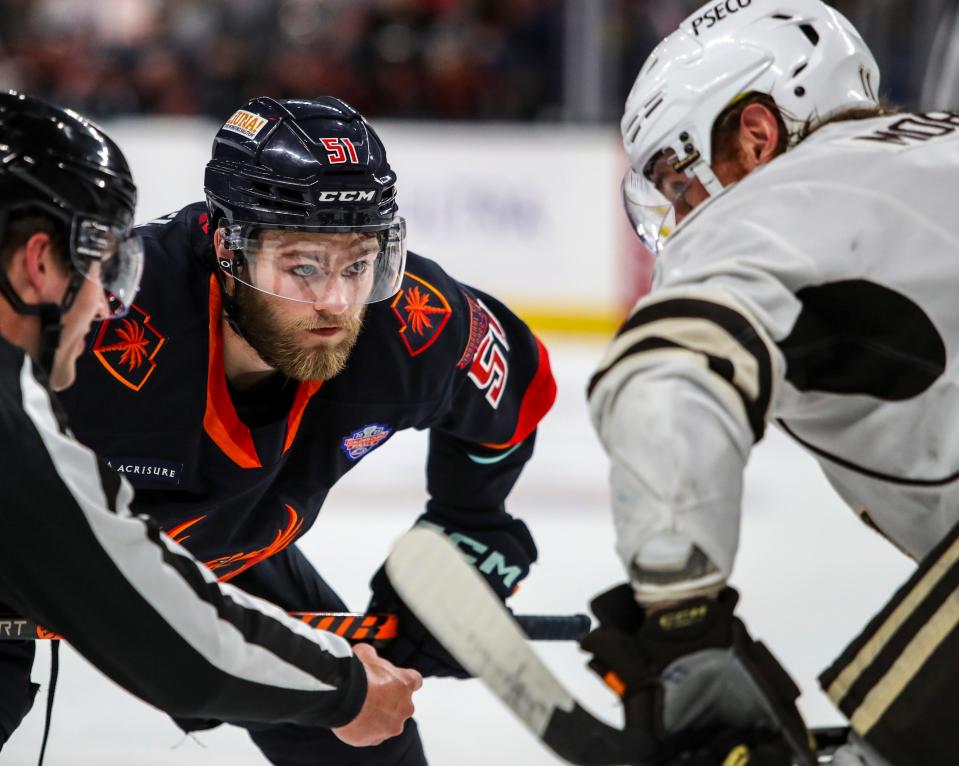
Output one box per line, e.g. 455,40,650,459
591,111,959,589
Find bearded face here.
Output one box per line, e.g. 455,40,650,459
232,281,366,381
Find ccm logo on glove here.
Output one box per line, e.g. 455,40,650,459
417,519,525,590
658,604,709,632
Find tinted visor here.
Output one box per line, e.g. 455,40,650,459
72,218,144,317
217,217,407,308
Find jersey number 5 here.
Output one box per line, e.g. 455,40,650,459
320,137,360,164
467,301,510,409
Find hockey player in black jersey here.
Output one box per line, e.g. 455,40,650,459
0,92,421,758
42,96,556,765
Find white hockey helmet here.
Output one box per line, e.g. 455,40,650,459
622,0,880,253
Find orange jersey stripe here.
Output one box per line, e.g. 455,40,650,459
283,380,323,454
203,277,262,469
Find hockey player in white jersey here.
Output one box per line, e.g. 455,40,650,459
582,1,959,764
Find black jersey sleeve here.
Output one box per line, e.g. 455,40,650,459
0,349,366,729
424,283,556,518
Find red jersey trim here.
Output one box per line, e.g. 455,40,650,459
482,336,556,449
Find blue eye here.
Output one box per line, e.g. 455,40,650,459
345,261,370,277
290,264,318,277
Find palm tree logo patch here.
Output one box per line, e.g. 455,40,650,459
390,273,453,356
93,304,166,391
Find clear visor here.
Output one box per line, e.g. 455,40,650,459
217,217,407,308
622,148,703,255
73,218,145,317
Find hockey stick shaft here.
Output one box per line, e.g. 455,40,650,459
0,611,590,643
385,527,661,765
384,528,842,766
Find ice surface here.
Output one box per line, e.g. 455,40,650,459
2,337,913,765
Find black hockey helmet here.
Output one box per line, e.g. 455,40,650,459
204,96,406,311
0,92,137,228
205,96,398,229
0,91,144,369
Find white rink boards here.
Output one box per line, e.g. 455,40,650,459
2,337,913,765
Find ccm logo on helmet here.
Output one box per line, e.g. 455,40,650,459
690,0,752,36
317,190,377,202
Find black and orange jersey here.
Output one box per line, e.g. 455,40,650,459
59,202,556,582
0,336,366,729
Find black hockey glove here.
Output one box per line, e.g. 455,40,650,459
368,507,537,678
581,584,814,766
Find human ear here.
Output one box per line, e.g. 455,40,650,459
21,232,64,301
739,103,782,169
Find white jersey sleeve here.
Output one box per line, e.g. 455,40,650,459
589,282,788,601
592,111,959,599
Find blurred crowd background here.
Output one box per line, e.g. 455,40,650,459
0,0,956,125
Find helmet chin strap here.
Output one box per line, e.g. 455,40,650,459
691,159,725,197
0,208,88,378
210,260,244,336
0,268,84,378
36,302,64,377
208,211,245,337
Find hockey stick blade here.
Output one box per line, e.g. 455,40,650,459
385,527,661,765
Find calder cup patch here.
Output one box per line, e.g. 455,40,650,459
342,424,392,460
222,109,269,139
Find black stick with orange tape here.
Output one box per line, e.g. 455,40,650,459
0,611,590,643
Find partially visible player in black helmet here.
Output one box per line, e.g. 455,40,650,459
52,95,556,766
0,89,143,387
0,92,421,761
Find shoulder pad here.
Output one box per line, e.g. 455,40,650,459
388,253,466,359
135,201,212,247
